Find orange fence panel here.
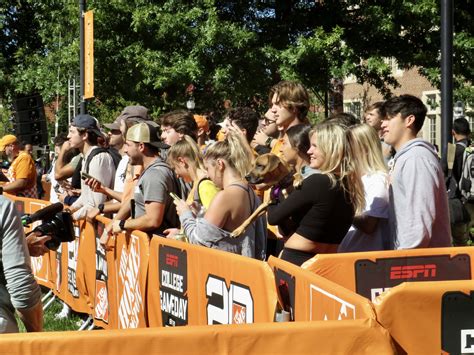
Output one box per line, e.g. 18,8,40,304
0,319,395,355
374,280,474,354
111,229,150,329
147,236,277,327
302,247,473,301
268,256,376,322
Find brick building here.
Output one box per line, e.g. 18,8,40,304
343,62,445,148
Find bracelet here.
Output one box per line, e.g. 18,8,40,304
98,203,105,213
119,219,126,231
265,137,274,148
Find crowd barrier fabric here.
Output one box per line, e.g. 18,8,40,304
302,247,473,301
108,226,150,329
147,236,278,327
267,256,375,322
0,319,395,355
374,279,474,354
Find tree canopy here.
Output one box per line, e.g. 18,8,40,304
0,0,472,133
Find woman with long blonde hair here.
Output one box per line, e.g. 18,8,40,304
338,124,390,252
171,133,266,260
165,135,219,211
267,121,365,265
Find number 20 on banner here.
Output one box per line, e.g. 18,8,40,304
206,275,254,325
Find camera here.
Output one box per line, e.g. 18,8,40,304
22,203,75,251
33,211,75,251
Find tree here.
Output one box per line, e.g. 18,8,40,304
0,0,472,129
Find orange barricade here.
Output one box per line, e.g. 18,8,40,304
92,216,117,329
27,199,54,289
0,319,395,354
268,256,375,322
110,229,150,329
374,280,474,354
60,220,90,314
302,247,474,301
147,237,277,327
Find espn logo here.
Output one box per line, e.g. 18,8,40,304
390,264,436,280
461,329,474,353
165,254,179,267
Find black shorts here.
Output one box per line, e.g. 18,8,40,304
280,247,315,266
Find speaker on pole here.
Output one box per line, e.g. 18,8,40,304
13,94,48,146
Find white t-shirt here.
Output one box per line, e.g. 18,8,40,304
338,171,390,253
113,155,128,193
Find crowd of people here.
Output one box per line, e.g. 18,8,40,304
1,79,463,333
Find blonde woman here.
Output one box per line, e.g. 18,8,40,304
171,133,266,260
166,135,219,211
338,124,390,252
267,121,365,266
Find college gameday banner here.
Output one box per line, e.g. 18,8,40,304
302,247,474,301
267,256,376,322
147,236,277,327
374,279,474,354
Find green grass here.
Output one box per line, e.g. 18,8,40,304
17,289,84,332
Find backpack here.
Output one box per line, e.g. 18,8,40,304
459,144,474,202
84,147,121,174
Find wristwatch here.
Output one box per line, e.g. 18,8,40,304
98,203,105,213
119,219,126,231
265,137,274,148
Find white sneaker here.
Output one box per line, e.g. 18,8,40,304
54,303,71,320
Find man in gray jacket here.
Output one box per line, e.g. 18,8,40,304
0,195,43,333
381,95,451,249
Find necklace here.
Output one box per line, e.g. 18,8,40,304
224,178,245,189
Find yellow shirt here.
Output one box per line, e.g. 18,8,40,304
186,178,220,210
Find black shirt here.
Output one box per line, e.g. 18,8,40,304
267,173,354,244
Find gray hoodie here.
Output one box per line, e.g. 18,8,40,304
389,138,451,249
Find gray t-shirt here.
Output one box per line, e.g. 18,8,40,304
133,158,179,235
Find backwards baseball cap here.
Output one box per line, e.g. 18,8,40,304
0,134,18,151
105,105,151,130
193,115,209,132
126,122,169,149
72,114,102,135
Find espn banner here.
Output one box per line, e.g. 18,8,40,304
302,247,473,301
374,280,474,354
147,236,277,327
267,256,375,322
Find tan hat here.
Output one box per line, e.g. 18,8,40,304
126,122,169,149
105,105,152,130
0,134,18,151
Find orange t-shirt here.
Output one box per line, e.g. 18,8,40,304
122,165,143,201
10,152,37,188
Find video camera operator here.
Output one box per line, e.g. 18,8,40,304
0,195,45,333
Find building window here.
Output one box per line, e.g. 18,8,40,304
384,57,403,77
344,100,362,120
428,114,437,145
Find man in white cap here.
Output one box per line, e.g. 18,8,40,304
102,122,180,243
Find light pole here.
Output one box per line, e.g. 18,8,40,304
186,97,196,111
79,0,87,114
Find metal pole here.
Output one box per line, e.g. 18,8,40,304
79,0,87,114
440,0,453,164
